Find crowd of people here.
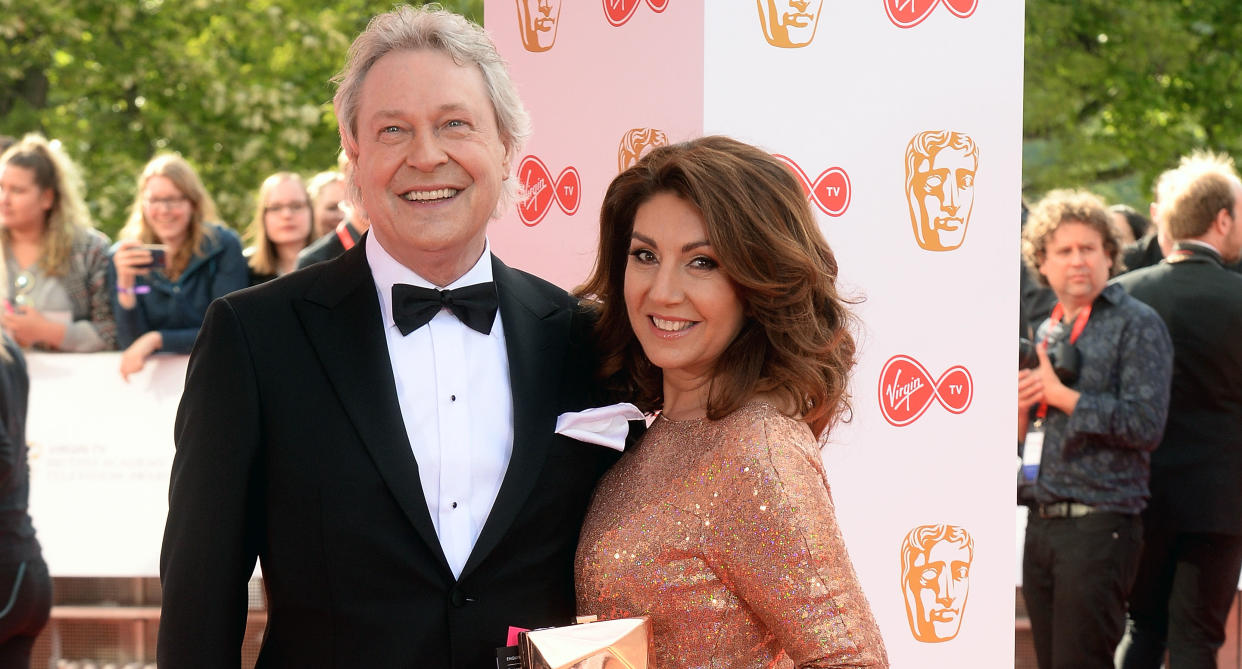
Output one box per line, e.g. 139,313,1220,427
1019,153,1242,669
0,134,356,378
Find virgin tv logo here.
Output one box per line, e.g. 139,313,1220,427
878,355,972,426
886,0,978,29
773,154,851,217
604,0,668,27
517,155,581,227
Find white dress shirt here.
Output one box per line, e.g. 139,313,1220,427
367,233,514,579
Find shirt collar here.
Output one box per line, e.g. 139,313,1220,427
367,233,495,332
1172,239,1224,262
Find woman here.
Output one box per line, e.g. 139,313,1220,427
110,154,247,379
0,332,52,667
243,172,315,285
0,134,115,351
574,136,888,668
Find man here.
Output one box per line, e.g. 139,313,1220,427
757,0,825,48
900,524,973,643
1114,152,1242,668
905,130,978,252
158,7,618,667
298,151,370,268
307,168,346,238
1017,189,1173,669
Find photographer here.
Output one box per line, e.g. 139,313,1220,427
1017,189,1173,669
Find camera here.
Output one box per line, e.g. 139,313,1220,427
1018,337,1080,386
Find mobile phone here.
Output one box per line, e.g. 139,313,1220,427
141,244,168,269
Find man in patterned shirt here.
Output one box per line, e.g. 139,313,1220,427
1017,189,1173,669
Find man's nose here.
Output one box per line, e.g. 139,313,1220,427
406,133,448,172
935,572,957,605
941,183,959,215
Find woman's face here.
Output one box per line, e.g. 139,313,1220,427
263,179,313,247
141,175,194,248
624,192,745,382
0,164,54,233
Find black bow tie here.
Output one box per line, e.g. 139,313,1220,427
392,282,498,335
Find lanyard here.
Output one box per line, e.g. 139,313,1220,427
335,220,356,251
1036,302,1091,419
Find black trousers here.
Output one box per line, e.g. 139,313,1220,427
1023,511,1144,669
1115,517,1242,669
0,558,51,669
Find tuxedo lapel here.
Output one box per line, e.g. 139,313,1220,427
462,257,569,577
293,242,452,578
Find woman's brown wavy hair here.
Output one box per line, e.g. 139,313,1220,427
576,135,858,436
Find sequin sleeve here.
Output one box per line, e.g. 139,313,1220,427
701,412,889,668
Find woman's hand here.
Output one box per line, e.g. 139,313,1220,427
0,303,65,349
112,240,154,310
120,330,163,381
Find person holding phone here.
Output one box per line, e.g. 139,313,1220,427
0,134,115,351
109,154,246,379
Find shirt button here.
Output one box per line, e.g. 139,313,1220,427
450,394,456,402
450,501,458,509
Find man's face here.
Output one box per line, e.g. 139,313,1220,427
909,145,976,251
352,49,508,274
905,540,971,642
1038,221,1112,309
516,0,561,52
759,0,825,48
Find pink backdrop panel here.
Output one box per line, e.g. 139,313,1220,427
486,1,705,290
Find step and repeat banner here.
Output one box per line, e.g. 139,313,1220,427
487,1,1022,666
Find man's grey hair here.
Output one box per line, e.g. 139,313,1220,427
332,4,531,212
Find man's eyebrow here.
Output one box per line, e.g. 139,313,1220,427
370,103,475,120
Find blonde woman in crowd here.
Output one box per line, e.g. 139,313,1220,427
109,154,246,379
0,134,115,351
243,172,315,286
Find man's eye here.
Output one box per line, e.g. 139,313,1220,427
958,172,975,188
924,175,944,190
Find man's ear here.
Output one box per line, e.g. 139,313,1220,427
339,122,359,165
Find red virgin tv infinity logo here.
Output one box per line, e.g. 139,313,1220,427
772,154,851,217
604,0,668,27
886,0,978,29
878,355,973,426
517,155,581,227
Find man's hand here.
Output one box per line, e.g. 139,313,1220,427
120,331,163,381
1034,343,1080,415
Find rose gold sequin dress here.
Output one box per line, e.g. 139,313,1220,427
575,402,889,668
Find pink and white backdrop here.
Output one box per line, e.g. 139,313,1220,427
487,1,1023,665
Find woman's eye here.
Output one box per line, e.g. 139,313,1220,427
629,248,656,264
690,255,718,270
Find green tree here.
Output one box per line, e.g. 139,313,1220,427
1025,0,1242,209
0,0,481,238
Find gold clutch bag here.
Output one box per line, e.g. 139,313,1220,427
519,616,652,669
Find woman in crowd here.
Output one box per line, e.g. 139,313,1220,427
243,172,314,285
0,331,52,667
574,136,888,668
0,135,115,351
110,154,246,379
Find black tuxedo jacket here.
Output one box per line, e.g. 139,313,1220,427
1116,246,1242,534
158,239,619,668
